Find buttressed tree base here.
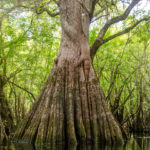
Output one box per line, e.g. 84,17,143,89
14,0,144,145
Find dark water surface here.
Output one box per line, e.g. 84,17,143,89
1,135,150,150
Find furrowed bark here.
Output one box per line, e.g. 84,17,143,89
13,0,124,145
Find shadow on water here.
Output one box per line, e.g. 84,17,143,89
1,135,150,150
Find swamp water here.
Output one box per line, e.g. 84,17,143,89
1,135,150,150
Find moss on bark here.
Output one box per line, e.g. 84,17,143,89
13,61,123,145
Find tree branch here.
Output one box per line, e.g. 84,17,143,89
15,1,60,17
3,69,22,85
78,0,91,15
93,6,106,18
90,0,140,60
43,7,59,17
89,0,97,20
8,80,36,101
91,14,108,23
121,106,140,125
35,5,59,17
113,87,135,115
103,17,150,44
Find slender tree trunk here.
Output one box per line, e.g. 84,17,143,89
134,78,144,133
13,0,123,145
0,86,7,145
0,115,8,145
0,83,14,144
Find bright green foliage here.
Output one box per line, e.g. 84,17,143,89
0,2,61,122
91,22,150,126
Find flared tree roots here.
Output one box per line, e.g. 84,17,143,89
13,60,123,145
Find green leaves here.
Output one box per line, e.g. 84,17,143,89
91,21,150,122
0,2,60,117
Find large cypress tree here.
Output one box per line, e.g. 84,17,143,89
13,0,149,145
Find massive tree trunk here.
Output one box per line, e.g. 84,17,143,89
13,0,123,145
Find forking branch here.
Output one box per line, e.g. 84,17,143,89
90,0,142,59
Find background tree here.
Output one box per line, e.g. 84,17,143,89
0,0,59,144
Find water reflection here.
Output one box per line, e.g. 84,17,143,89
5,143,124,150
135,136,150,150
1,136,150,150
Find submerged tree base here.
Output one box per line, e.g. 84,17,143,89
13,60,123,145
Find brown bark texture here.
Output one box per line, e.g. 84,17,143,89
13,0,123,145
0,87,14,144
